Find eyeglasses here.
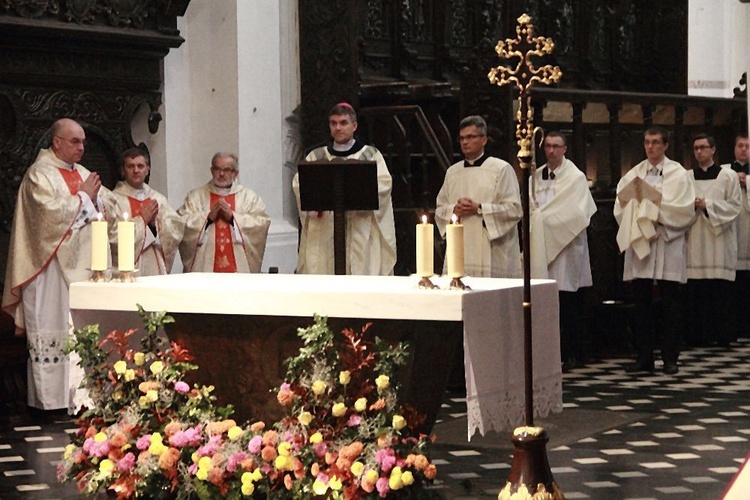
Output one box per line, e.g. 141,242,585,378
458,134,485,142
211,166,237,174
55,136,86,147
544,144,565,150
693,145,713,151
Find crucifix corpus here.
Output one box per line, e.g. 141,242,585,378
488,13,565,500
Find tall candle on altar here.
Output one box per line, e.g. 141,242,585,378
416,215,434,277
446,214,465,278
118,212,135,272
90,212,108,271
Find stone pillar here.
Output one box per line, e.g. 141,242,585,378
136,0,301,273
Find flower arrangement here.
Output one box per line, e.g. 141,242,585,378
58,309,438,499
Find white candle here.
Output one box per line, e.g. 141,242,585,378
446,214,465,278
90,213,108,271
118,212,135,272
416,215,434,277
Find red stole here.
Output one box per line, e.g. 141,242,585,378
57,168,83,195
126,197,153,219
210,193,237,273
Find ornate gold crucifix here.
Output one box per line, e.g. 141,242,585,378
488,14,565,500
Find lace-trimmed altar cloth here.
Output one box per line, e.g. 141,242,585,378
463,281,563,439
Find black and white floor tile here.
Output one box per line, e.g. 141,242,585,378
1,340,749,499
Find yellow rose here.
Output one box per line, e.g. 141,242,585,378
146,389,159,402
113,360,127,375
298,411,313,426
312,380,327,395
124,369,135,382
64,444,77,460
134,352,145,366
94,432,107,443
339,370,351,385
196,468,208,481
251,469,262,482
389,466,403,490
365,469,379,484
312,479,328,496
274,454,292,470
277,441,292,457
332,402,347,417
150,361,164,375
228,426,244,441
350,461,365,477
329,475,342,490
401,470,414,486
99,459,115,474
191,451,199,463
354,397,368,412
309,432,323,444
375,374,390,390
241,471,254,484
392,415,407,431
198,456,213,471
241,482,255,496
138,396,149,406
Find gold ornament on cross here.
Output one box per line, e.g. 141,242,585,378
488,13,562,164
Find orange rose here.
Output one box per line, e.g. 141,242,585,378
85,426,98,439
311,462,320,477
138,381,159,393
164,422,182,437
109,432,129,448
284,474,294,490
240,458,256,471
369,399,386,411
158,448,180,470
277,389,295,406
414,454,429,471
250,422,266,433
262,430,279,447
405,454,416,467
261,445,278,462
424,463,437,479
325,451,337,465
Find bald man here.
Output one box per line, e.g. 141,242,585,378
2,118,111,413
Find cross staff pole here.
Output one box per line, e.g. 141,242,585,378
488,14,565,499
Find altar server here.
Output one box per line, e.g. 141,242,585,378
530,131,597,370
614,127,695,375
435,115,522,278
725,133,750,339
685,134,741,347
293,102,397,275
107,147,184,275
178,152,270,273
2,118,110,411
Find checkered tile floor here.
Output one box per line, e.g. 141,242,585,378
2,340,749,499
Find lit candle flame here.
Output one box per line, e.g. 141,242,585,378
96,212,103,221
421,215,428,224
123,212,130,222
451,213,458,224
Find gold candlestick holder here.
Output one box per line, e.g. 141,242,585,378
447,276,471,290
114,269,138,282
89,270,107,282
417,275,438,289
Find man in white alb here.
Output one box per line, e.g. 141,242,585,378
435,115,522,278
530,131,597,370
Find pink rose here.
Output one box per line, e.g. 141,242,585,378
376,477,390,497
136,434,152,451
347,414,362,427
248,435,263,454
174,381,190,394
117,452,136,472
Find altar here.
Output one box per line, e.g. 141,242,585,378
69,273,562,437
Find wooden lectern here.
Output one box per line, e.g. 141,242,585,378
297,158,379,274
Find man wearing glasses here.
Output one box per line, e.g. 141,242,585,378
178,152,270,273
684,134,741,348
614,127,695,375
529,131,597,371
435,115,522,278
2,118,110,414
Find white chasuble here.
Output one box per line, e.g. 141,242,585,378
436,156,522,278
178,182,270,273
109,182,185,276
722,163,750,270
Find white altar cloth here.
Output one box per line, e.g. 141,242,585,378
69,273,562,438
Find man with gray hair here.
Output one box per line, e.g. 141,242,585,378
435,115,522,277
178,152,270,273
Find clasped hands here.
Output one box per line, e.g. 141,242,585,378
209,199,233,223
452,197,480,218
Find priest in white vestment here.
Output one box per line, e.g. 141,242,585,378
614,127,695,375
293,103,397,275
107,148,184,275
685,134,741,347
1,118,111,411
530,131,597,370
435,115,522,278
178,153,270,273
724,133,750,340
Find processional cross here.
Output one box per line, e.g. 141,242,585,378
488,14,565,500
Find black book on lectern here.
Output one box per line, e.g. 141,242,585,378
297,159,379,212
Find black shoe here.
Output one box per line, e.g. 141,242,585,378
662,362,679,375
625,359,655,373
